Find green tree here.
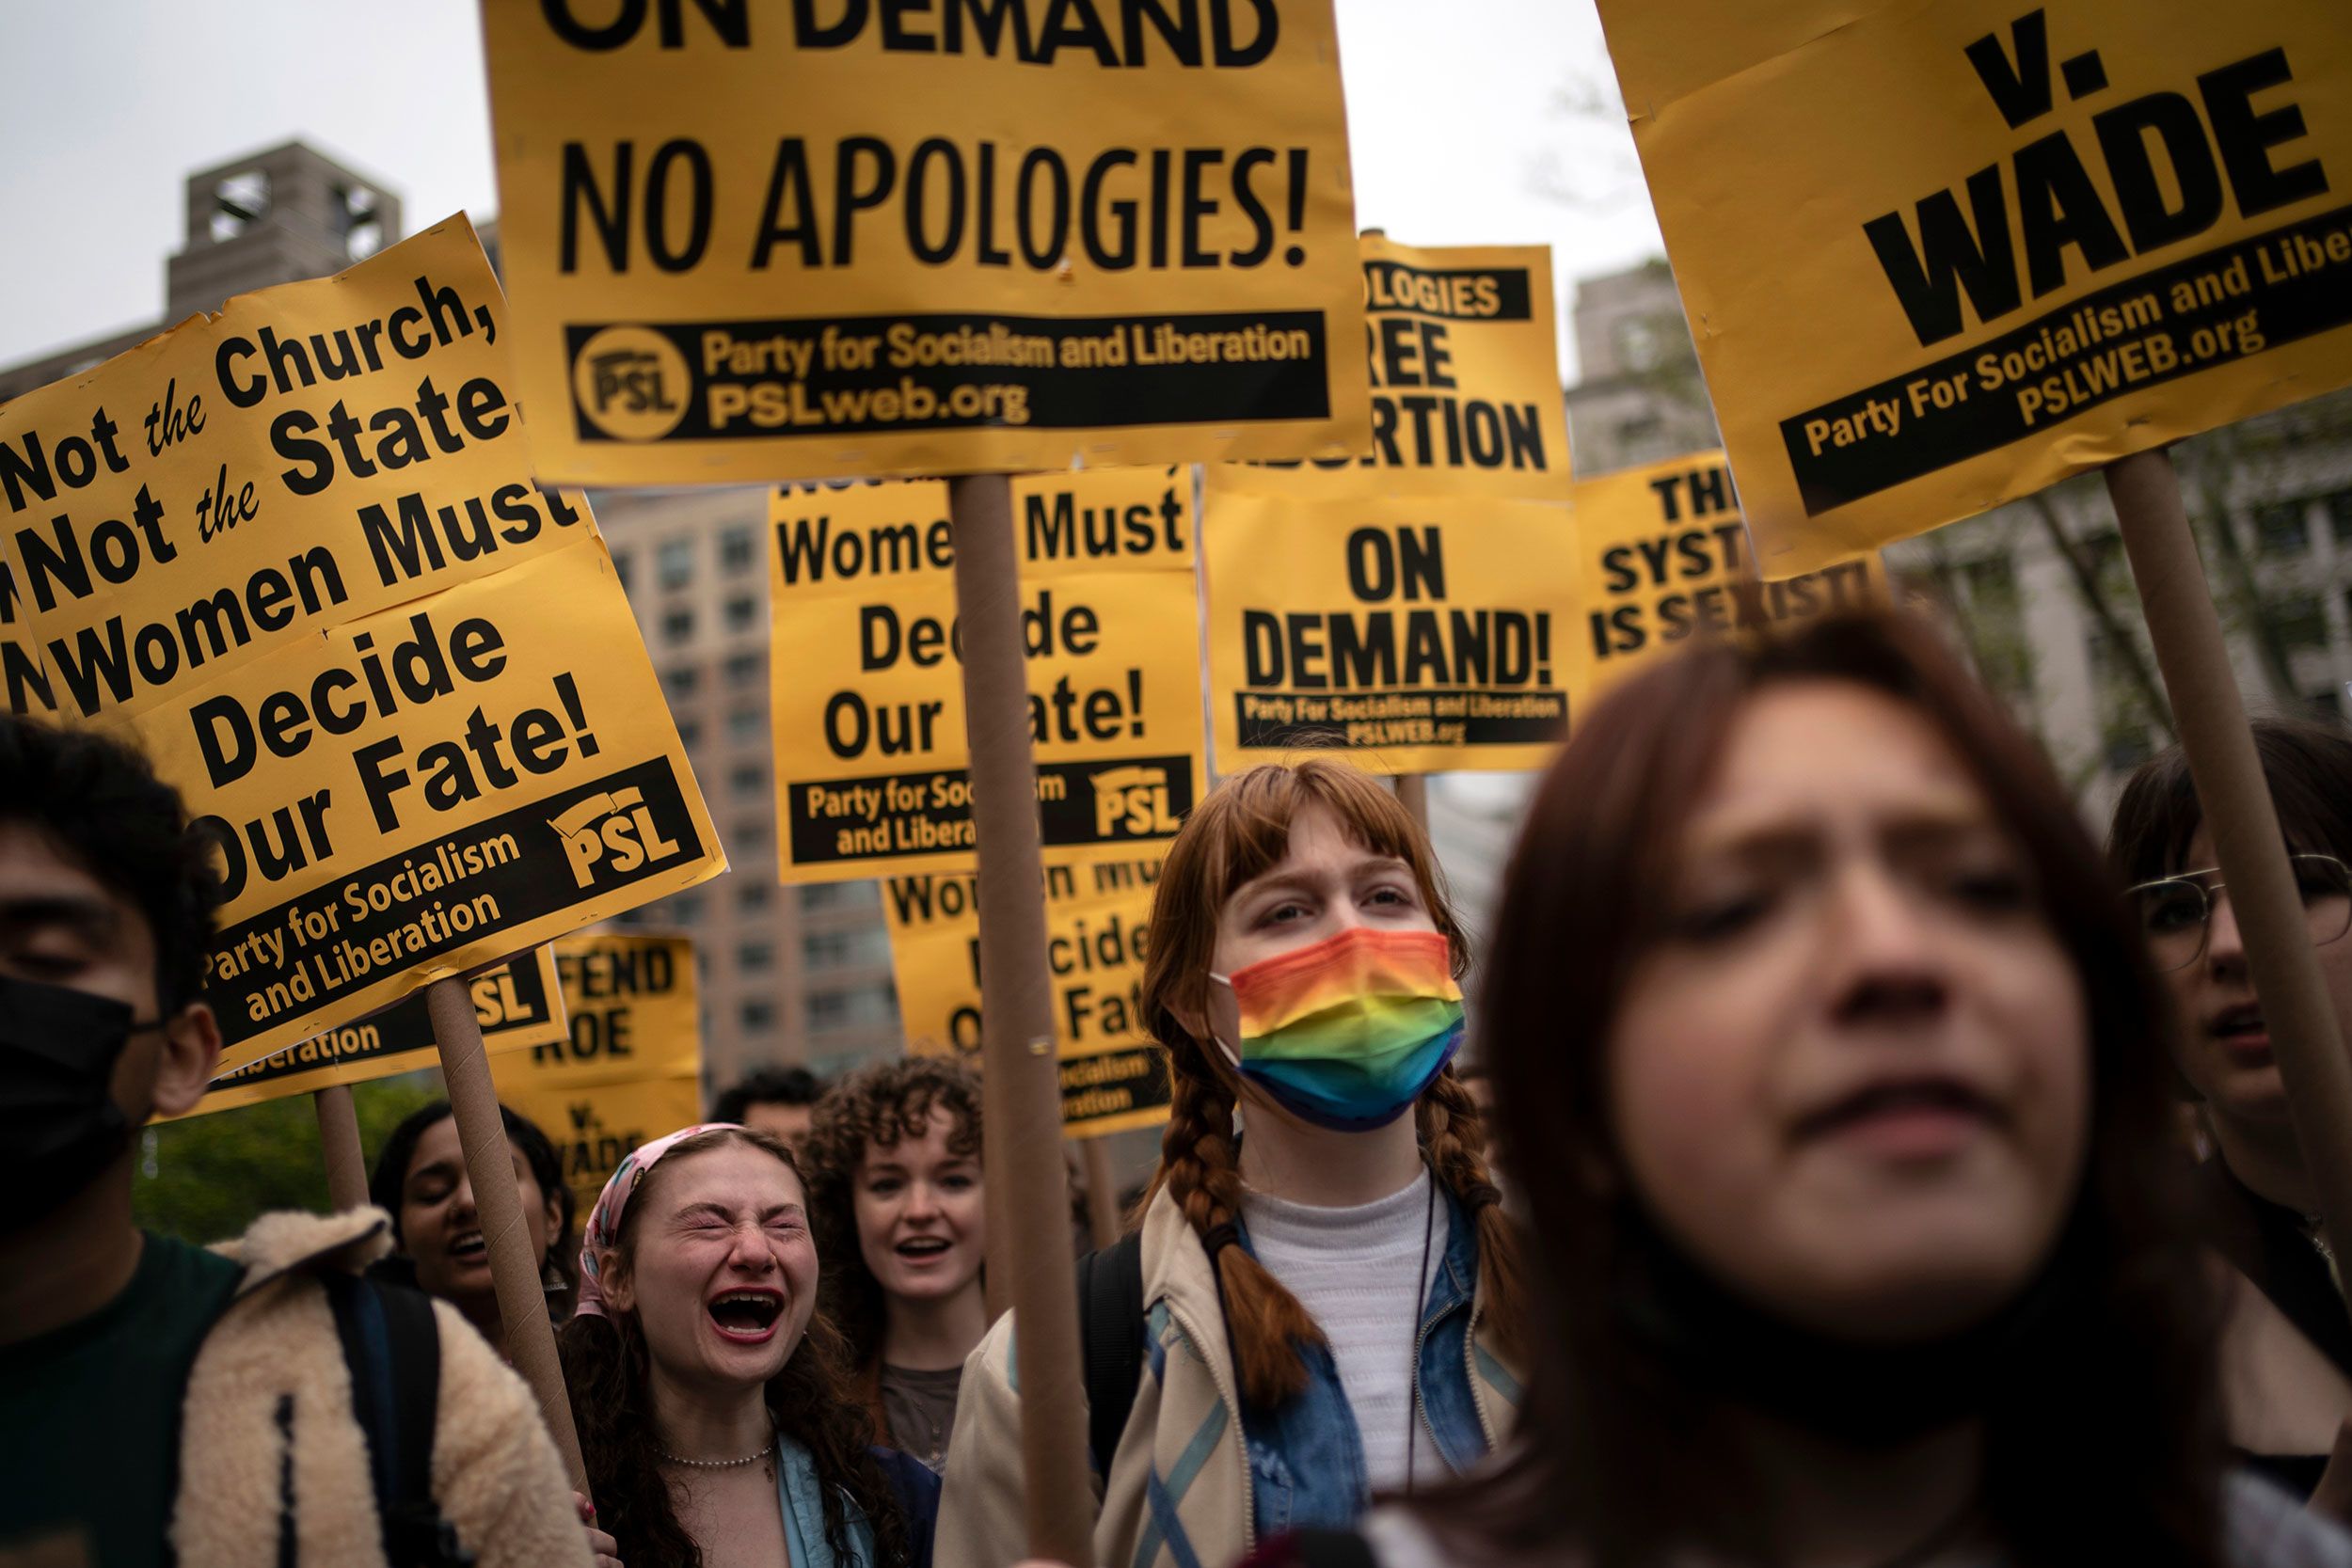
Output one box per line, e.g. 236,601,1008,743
134,1070,445,1244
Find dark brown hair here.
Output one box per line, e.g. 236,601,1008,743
557,1129,912,1567
1448,612,2222,1567
2109,715,2352,883
1137,758,1529,1409
801,1055,984,1372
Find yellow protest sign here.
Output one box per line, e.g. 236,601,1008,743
1243,235,1570,499
493,932,705,1214
1598,0,2352,575
478,0,1368,483
771,468,1206,881
168,949,566,1120
1203,477,1584,774
1,569,53,716
885,856,1168,1137
118,532,723,1074
0,217,581,723
1573,451,1889,704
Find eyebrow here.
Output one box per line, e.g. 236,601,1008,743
1233,856,1414,902
0,894,119,935
1684,804,1997,863
675,1200,804,1223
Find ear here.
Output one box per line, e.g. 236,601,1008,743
147,1002,222,1118
599,1247,634,1314
542,1189,565,1246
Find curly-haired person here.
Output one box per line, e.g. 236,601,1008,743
802,1057,987,1473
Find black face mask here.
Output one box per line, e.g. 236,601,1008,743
0,974,161,1234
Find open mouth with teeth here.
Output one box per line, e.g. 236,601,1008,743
449,1229,487,1265
707,1289,786,1341
895,1237,952,1262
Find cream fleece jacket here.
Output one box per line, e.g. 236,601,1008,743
169,1207,592,1568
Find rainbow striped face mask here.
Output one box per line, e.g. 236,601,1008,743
1211,927,1466,1132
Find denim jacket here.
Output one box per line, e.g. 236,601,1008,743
937,1181,1522,1568
1238,1182,1495,1540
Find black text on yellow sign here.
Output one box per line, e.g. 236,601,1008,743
1597,0,2352,575
167,948,567,1121
771,469,1207,881
1243,236,1571,500
478,0,1369,483
0,218,583,724
886,856,1168,1137
119,533,723,1074
1205,479,1586,774
1571,451,1890,705
493,932,705,1215
2,565,56,716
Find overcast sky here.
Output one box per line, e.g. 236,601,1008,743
0,0,1663,379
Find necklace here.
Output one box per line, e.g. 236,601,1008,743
657,1433,774,1469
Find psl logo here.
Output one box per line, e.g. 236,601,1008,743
1090,766,1178,838
590,349,676,416
571,325,691,441
549,787,683,889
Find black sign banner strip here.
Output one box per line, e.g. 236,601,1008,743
207,758,704,1051
1780,202,2352,515
566,310,1331,441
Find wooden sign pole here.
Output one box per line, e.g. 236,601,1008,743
1393,773,1430,831
1080,1136,1123,1249
947,471,1093,1563
2107,449,2352,1279
311,1085,369,1212
427,975,590,1494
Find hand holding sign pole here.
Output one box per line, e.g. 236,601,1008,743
2107,449,2352,1275
948,472,1092,1561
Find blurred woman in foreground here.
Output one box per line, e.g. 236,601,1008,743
1255,613,2350,1568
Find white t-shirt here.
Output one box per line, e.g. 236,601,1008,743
1241,1169,1452,1493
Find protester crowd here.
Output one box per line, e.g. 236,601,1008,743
14,609,2352,1566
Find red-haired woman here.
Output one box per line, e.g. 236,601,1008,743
1254,612,2351,1568
936,759,1528,1568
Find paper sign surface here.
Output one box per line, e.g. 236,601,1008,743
480,0,1368,481
770,469,1206,881
885,856,1168,1137
1204,477,1584,773
493,932,704,1216
168,949,565,1119
1598,0,2352,573
1572,451,1888,705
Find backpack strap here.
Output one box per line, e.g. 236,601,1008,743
326,1272,473,1568
1076,1228,1147,1481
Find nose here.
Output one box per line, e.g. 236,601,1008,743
902,1180,944,1224
726,1220,778,1274
2205,891,2248,974
1822,860,1949,1026
448,1176,477,1226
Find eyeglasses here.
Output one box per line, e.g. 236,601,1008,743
2124,853,2352,974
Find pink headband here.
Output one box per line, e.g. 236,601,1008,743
574,1122,742,1319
